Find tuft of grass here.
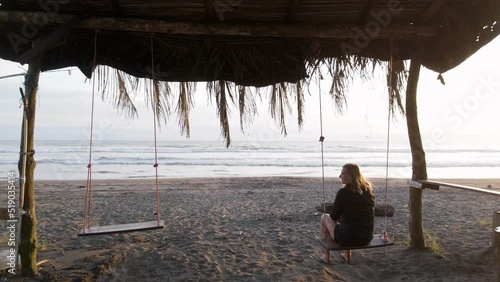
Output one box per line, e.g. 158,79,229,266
0,232,9,245
424,230,445,258
402,234,411,248
37,240,48,252
478,217,490,227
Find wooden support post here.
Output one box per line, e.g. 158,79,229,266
18,59,40,276
493,211,500,247
495,226,500,281
0,208,8,220
406,54,426,250
409,187,424,249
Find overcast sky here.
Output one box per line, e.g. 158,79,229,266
1,37,500,147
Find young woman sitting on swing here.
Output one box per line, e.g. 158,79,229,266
319,163,375,264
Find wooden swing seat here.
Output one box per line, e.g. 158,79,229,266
78,220,164,236
317,234,394,251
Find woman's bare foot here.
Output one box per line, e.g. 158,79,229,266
320,253,331,264
340,250,352,263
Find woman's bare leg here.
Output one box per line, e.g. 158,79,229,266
320,214,336,243
320,214,337,263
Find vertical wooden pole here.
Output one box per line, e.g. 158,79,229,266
495,226,500,281
408,187,424,249
492,211,500,279
406,55,426,250
15,86,28,272
18,60,41,276
493,211,500,247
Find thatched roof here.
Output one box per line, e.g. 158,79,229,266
1,0,498,85
0,0,498,146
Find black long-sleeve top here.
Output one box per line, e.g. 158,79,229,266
330,184,375,246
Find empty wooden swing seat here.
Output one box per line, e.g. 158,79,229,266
78,220,164,236
317,234,394,251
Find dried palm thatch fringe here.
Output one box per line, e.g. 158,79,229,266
238,85,257,133
94,54,408,146
388,59,407,117
176,82,194,137
269,82,292,136
294,81,305,129
216,80,232,147
96,66,138,119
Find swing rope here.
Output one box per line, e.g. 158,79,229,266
150,33,161,225
383,40,395,242
84,29,98,231
318,71,326,215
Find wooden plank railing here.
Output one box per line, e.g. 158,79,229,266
409,180,500,278
408,180,500,196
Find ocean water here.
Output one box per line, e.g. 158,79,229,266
0,140,499,180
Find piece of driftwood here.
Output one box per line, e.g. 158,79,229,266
375,205,395,217
316,203,395,217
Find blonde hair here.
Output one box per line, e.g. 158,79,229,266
343,163,373,194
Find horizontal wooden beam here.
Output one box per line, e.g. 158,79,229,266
409,179,500,196
408,180,439,190
424,180,500,196
0,11,437,40
18,16,80,64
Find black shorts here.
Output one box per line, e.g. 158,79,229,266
334,224,373,247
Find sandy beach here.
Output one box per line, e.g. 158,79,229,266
2,177,500,281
